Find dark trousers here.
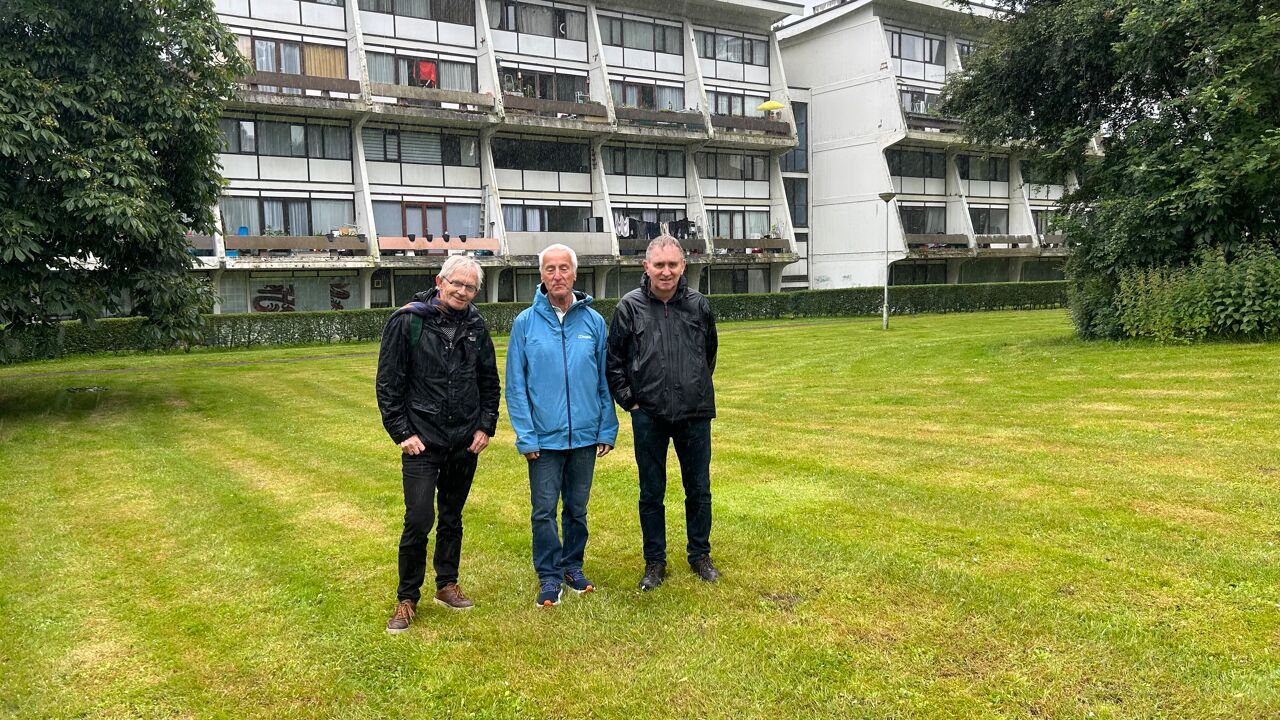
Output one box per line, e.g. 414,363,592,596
528,446,597,585
631,411,712,564
397,444,477,603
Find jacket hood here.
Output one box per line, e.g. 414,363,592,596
387,287,477,324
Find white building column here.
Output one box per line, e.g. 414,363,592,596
358,267,374,309
483,266,503,303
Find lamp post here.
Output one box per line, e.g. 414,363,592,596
878,191,896,330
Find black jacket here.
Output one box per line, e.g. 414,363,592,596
375,289,500,449
606,275,718,422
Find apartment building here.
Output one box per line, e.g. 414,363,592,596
775,0,1069,290
198,0,802,312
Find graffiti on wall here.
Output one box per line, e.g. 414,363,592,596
329,282,351,310
252,284,295,312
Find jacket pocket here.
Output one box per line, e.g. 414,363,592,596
410,401,441,415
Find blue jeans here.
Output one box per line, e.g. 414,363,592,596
529,446,597,585
631,411,712,564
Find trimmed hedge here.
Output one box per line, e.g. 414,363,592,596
3,281,1065,363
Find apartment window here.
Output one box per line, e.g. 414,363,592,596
503,66,587,101
363,127,477,166
957,155,1010,182
265,198,313,235
304,45,345,79
709,210,770,239
219,197,354,237
1021,160,1060,185
503,205,590,232
1032,208,1058,235
899,86,940,115
218,118,257,154
885,26,945,81
695,31,767,66
491,137,590,173
780,102,807,172
892,262,947,285
306,124,352,160
603,146,683,177
698,151,768,181
602,17,681,54
441,134,479,166
899,204,946,234
220,197,261,236
372,201,481,237
362,0,474,22
488,1,583,38
612,81,685,111
887,147,946,179
368,52,476,92
783,177,807,228
970,207,1010,235
708,90,769,117
957,39,977,65
258,121,308,157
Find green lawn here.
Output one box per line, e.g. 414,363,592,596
2,310,1278,719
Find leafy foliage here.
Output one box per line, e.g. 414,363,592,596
0,0,247,358
2,282,1067,362
941,0,1280,338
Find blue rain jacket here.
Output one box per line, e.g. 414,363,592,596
506,286,619,454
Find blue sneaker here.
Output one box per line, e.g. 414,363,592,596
564,569,595,594
536,582,562,608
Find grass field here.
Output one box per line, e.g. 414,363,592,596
2,310,1279,719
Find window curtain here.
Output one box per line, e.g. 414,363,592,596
446,204,481,236
304,44,346,79
312,200,355,233
746,211,770,238
435,0,475,24
627,147,657,176
924,206,946,234
519,5,553,35
655,86,684,110
623,20,654,51
372,201,403,236
486,0,502,28
220,197,259,236
321,126,349,159
400,131,442,164
565,11,586,40
254,40,277,72
366,52,395,84
259,122,303,157
394,0,429,19
287,201,311,236
502,205,525,232
439,61,475,92
362,127,386,161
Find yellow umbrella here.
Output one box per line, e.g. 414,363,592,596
756,99,786,112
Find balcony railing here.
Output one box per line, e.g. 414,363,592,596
501,94,608,119
615,106,706,130
377,236,500,254
224,234,370,255
904,112,963,133
710,238,790,254
506,231,614,257
709,114,790,136
370,83,497,112
242,71,361,97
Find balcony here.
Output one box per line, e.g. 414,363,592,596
905,234,970,255
370,83,497,115
240,71,360,99
615,107,707,132
710,238,792,258
224,233,371,256
904,112,963,134
709,114,790,136
502,94,608,119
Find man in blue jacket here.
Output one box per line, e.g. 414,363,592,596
506,244,619,608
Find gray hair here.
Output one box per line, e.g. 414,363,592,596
538,243,578,271
439,255,484,290
645,235,685,261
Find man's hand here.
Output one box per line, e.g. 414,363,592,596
596,444,613,458
524,450,541,460
468,430,491,454
399,435,425,455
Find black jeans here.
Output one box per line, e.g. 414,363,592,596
397,443,477,603
630,410,712,564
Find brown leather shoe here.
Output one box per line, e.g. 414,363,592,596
386,599,416,634
434,582,474,610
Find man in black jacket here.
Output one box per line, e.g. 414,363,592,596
376,255,500,633
606,235,720,591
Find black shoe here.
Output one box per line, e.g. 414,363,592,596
639,561,666,591
690,555,720,582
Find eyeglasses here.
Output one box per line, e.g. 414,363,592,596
443,277,479,295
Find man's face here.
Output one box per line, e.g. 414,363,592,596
540,249,576,304
436,268,479,311
643,244,686,295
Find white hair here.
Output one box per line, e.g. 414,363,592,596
439,255,484,290
538,243,578,271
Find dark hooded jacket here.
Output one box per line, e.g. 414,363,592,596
375,288,500,449
606,274,717,422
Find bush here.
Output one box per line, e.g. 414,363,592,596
1114,246,1280,343
2,281,1066,363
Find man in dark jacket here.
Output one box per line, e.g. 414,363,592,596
606,235,720,591
376,255,500,633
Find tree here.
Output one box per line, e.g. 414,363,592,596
940,1,1280,338
0,0,247,358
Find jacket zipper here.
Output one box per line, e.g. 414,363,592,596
560,306,573,447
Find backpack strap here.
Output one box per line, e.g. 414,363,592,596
410,313,424,347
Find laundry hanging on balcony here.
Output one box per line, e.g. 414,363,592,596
416,61,437,88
